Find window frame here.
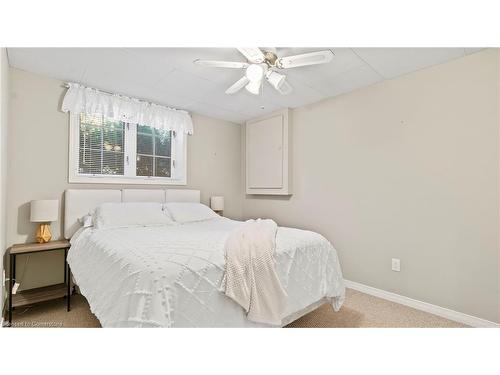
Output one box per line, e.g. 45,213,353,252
68,112,187,185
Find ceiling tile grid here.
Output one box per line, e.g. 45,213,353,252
7,47,484,124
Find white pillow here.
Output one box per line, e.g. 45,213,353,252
164,202,219,223
94,202,174,229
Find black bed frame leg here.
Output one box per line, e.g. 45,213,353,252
66,261,71,312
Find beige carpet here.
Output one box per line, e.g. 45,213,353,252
7,288,467,328
287,289,467,328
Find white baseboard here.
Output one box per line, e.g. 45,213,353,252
344,279,500,328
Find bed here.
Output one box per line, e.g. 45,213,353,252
65,189,345,327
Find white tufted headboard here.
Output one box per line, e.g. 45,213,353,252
64,188,201,239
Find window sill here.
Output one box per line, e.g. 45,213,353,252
68,174,187,186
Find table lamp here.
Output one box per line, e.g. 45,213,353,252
30,199,59,243
210,196,224,216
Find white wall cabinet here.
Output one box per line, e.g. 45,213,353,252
246,109,292,195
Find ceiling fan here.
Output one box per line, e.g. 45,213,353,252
193,48,334,96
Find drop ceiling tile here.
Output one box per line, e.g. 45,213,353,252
239,105,284,121
353,48,466,79
198,87,282,117
308,63,383,98
260,76,326,108
81,48,173,95
235,100,283,119
125,47,246,86
184,101,249,124
7,48,88,82
156,68,221,103
124,47,243,67
126,84,195,109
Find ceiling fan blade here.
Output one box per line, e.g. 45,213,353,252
277,50,334,69
237,48,265,63
194,59,249,69
225,76,250,94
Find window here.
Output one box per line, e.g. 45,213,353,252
136,125,172,178
69,113,187,185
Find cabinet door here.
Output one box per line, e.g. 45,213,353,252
247,113,284,189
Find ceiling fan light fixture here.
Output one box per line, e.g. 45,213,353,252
265,70,286,90
245,80,261,95
245,64,265,82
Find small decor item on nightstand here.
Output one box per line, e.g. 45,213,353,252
210,196,224,216
30,199,59,243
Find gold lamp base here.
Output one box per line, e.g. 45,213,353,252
36,223,52,243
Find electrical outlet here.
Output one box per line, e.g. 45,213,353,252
391,258,401,272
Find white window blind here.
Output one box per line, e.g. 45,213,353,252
79,114,125,176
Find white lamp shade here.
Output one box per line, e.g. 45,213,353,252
30,200,59,222
210,196,224,211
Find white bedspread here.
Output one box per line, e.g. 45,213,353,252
221,219,286,325
68,218,345,327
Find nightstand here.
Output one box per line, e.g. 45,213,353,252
6,240,72,326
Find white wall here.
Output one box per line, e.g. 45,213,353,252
7,68,242,290
0,49,9,313
242,49,500,323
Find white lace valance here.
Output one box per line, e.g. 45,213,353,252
61,82,194,135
